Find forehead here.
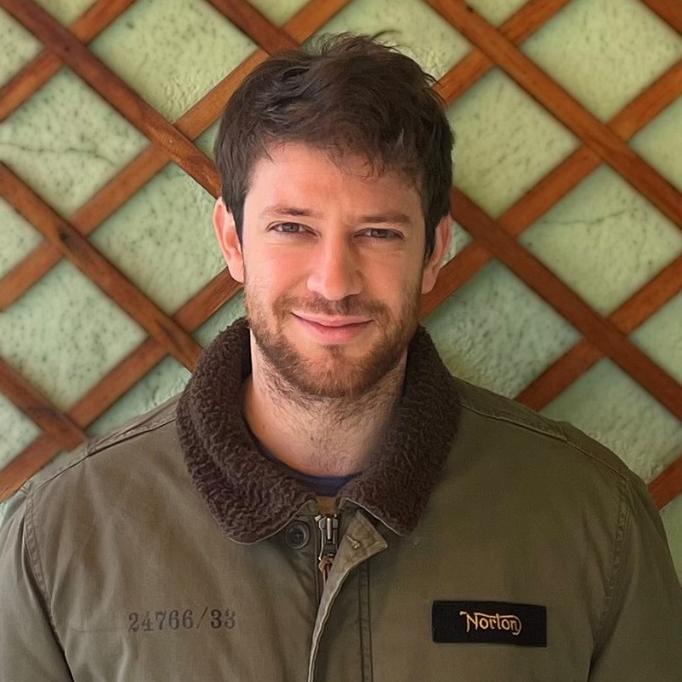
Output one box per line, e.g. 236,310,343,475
245,142,423,219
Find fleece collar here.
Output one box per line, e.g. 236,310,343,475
175,318,460,543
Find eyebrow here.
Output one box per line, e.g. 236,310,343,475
261,206,322,220
261,205,414,226
357,211,413,227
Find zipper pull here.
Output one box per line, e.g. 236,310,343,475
315,513,339,585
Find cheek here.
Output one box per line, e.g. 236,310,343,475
243,250,303,295
366,260,422,305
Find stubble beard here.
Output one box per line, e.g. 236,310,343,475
245,282,421,403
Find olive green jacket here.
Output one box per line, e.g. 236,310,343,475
1,320,681,680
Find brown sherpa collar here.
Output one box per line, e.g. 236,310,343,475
176,317,460,543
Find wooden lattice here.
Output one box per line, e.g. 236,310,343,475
0,0,680,506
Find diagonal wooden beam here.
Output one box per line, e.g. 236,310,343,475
67,271,237,432
426,0,682,230
0,357,85,450
435,0,571,103
0,433,56,500
650,455,682,509
640,0,682,34
516,254,682,410
0,0,134,121
284,0,351,41
206,0,298,52
0,0,352,309
0,0,219,196
454,187,682,419
0,164,203,370
610,60,682,138
0,269,238,501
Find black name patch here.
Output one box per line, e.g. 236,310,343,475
432,600,546,647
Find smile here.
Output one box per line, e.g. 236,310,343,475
292,313,372,343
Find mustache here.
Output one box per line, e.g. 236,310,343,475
275,294,388,318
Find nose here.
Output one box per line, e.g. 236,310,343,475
306,238,362,301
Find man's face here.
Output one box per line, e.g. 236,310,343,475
214,142,450,399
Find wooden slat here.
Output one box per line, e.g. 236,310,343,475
492,0,572,44
516,254,682,409
285,0,352,41
206,0,298,52
650,455,682,509
0,357,85,449
426,0,682,229
0,0,219,196
454,188,682,420
610,61,682,138
0,164,203,370
68,271,237,432
0,433,58,500
640,0,682,34
420,237,491,318
176,51,268,138
0,0,134,121
609,258,682,331
0,269,239,501
436,0,570,102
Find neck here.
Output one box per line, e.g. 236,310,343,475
242,338,406,478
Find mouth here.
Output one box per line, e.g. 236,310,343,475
293,313,372,327
291,313,372,343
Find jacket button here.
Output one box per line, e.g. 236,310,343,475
285,521,310,549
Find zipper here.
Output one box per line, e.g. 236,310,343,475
315,513,339,587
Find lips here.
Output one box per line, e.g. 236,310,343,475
293,314,371,328
292,313,371,343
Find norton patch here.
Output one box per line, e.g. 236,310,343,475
432,601,546,647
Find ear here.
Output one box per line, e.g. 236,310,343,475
213,197,244,283
421,215,452,294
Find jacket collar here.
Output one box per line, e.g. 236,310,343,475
176,317,460,543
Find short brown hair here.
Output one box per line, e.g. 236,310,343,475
214,33,454,257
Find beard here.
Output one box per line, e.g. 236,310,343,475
244,281,421,401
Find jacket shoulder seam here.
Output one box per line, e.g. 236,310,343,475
31,409,178,497
25,490,57,633
459,399,566,442
458,401,630,483
592,474,632,653
87,409,177,457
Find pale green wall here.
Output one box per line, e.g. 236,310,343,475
0,0,681,579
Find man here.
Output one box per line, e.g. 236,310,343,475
1,34,681,681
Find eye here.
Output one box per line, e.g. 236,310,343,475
272,222,306,234
359,228,402,240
